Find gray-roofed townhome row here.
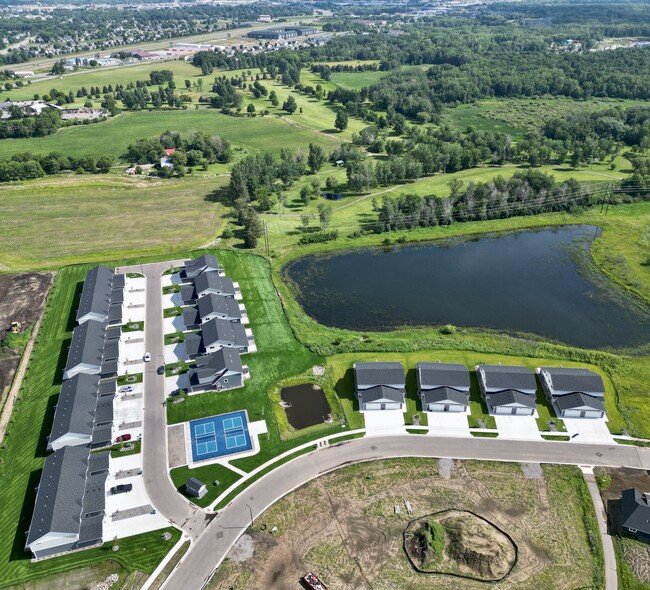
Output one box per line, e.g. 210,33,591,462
621,488,650,540
197,293,243,323
188,348,244,393
63,319,120,381
354,362,406,411
181,254,223,280
25,446,109,559
417,362,470,412
476,365,537,416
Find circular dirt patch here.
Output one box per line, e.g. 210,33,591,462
404,509,517,582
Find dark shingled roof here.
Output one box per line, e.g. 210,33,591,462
181,283,197,305
100,359,118,379
102,339,119,361
183,254,221,279
94,394,114,425
488,389,537,408
201,318,248,348
354,362,405,388
76,265,113,323
421,386,469,406
98,379,116,396
105,326,121,341
49,374,99,447
358,385,405,405
91,426,112,448
108,303,122,324
26,446,90,547
183,307,201,330
64,320,105,376
418,363,470,390
539,367,605,397
185,477,207,497
184,333,204,358
113,274,125,289
555,392,605,412
622,489,650,535
197,293,242,321
110,288,124,305
478,365,537,392
190,348,242,383
194,272,235,297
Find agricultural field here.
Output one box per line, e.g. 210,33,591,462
208,458,602,590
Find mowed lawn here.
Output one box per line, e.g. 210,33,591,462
0,108,340,160
0,175,224,270
0,266,180,588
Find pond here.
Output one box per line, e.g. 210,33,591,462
284,226,650,350
281,383,332,430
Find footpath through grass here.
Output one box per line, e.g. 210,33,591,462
0,266,180,588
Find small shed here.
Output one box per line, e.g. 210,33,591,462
185,477,208,499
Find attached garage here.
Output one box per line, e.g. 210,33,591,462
487,389,536,416
354,362,406,412
421,386,469,413
555,392,605,419
363,400,403,411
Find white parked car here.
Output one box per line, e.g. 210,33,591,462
119,386,133,393
143,352,151,362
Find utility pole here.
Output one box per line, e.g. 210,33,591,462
263,220,270,256
605,182,612,215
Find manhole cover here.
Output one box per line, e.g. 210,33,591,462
370,445,377,450
216,531,224,539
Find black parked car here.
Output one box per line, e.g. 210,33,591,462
110,484,133,495
157,365,165,375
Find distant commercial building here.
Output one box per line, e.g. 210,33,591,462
247,27,319,40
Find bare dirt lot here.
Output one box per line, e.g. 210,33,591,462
0,272,52,397
210,458,600,590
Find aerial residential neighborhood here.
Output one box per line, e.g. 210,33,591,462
0,0,649,589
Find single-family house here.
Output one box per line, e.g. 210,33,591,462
194,272,237,299
25,447,109,559
354,362,406,411
200,318,250,354
621,488,650,541
476,365,537,416
187,348,244,393
160,148,175,168
197,293,243,323
181,254,223,280
537,367,606,419
185,478,208,499
417,362,470,412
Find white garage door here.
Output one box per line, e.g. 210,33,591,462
363,402,402,411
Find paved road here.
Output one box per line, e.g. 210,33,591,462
162,435,650,589
121,261,210,541
585,474,618,590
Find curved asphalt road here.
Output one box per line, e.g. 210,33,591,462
121,261,212,540
162,435,650,589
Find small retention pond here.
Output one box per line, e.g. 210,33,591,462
281,383,331,430
284,226,650,350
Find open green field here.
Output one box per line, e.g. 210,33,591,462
0,265,181,588
0,175,225,270
329,64,429,90
445,97,650,138
0,108,341,161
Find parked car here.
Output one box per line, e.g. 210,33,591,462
143,352,151,362
157,365,165,375
119,386,133,393
115,433,132,443
110,484,133,495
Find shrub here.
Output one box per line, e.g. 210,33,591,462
297,230,339,245
440,324,457,335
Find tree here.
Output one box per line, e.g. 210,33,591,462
335,111,349,132
307,143,326,174
269,90,279,107
325,176,337,191
96,156,113,173
247,103,256,115
318,203,332,229
449,178,464,199
282,95,297,114
300,185,311,205
300,214,311,232
244,209,263,248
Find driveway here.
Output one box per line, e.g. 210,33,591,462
564,419,614,444
426,411,470,437
362,410,405,436
494,415,543,440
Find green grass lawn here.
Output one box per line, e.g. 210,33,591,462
170,463,242,508
0,265,180,588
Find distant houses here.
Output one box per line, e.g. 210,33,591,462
417,362,470,413
476,365,538,416
537,367,606,419
354,362,405,411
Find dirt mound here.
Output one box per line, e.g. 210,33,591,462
405,510,517,582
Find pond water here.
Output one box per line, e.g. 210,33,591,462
284,226,650,350
281,383,331,430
